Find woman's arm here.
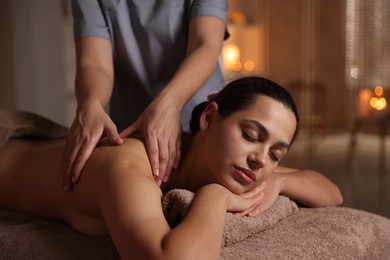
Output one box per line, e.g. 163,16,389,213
273,166,343,207
239,167,343,217
119,16,226,185
88,140,262,259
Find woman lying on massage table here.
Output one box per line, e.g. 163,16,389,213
0,76,342,259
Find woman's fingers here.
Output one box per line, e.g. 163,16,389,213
235,193,265,217
240,181,266,199
228,182,267,215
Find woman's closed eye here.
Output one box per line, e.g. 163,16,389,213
242,130,257,143
243,130,280,162
242,129,283,163
269,151,280,163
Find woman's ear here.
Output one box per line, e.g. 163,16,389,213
199,102,218,131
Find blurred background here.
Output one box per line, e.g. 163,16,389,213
1,0,389,218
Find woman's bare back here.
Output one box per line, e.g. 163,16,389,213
0,137,152,236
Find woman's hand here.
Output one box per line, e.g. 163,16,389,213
119,95,182,186
226,181,267,213
61,101,123,190
195,183,266,214
236,174,283,217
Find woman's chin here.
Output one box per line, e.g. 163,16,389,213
223,180,249,195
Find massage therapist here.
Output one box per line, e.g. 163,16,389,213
61,0,228,189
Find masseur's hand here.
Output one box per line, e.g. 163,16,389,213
61,101,123,190
119,95,182,186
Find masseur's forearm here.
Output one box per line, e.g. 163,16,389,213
157,16,225,109
74,37,114,110
274,167,343,207
75,66,113,110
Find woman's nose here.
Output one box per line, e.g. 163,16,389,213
248,149,267,170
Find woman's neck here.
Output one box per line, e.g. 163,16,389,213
161,134,213,194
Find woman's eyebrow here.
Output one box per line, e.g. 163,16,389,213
274,141,290,151
244,119,290,150
245,119,269,138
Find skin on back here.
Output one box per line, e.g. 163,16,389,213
0,137,154,236
0,135,229,259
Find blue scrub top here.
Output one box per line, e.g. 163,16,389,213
72,0,228,132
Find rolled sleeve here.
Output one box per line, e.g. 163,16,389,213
191,0,228,23
71,0,111,40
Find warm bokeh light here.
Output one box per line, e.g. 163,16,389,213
359,86,387,113
243,60,255,72
370,97,387,110
223,44,240,71
374,86,384,96
231,61,242,71
359,88,373,100
358,88,373,117
350,67,358,79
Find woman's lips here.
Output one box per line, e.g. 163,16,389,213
233,166,256,184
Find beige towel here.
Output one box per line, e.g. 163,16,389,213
0,110,68,150
163,189,299,247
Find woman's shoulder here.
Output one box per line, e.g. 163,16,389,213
88,136,150,173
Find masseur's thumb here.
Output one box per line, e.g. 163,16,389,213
105,122,124,145
118,122,139,139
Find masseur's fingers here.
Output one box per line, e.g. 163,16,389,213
102,122,123,146
71,139,98,183
73,118,122,183
159,133,178,183
174,134,182,170
121,121,161,181
61,126,100,190
145,129,161,183
118,122,138,139
62,109,123,190
123,118,160,181
120,121,164,182
121,120,180,185
62,135,80,190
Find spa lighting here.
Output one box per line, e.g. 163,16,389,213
370,97,387,110
244,60,255,72
223,44,241,71
374,86,384,96
369,86,387,111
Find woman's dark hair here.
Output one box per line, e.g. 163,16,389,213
189,76,300,144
